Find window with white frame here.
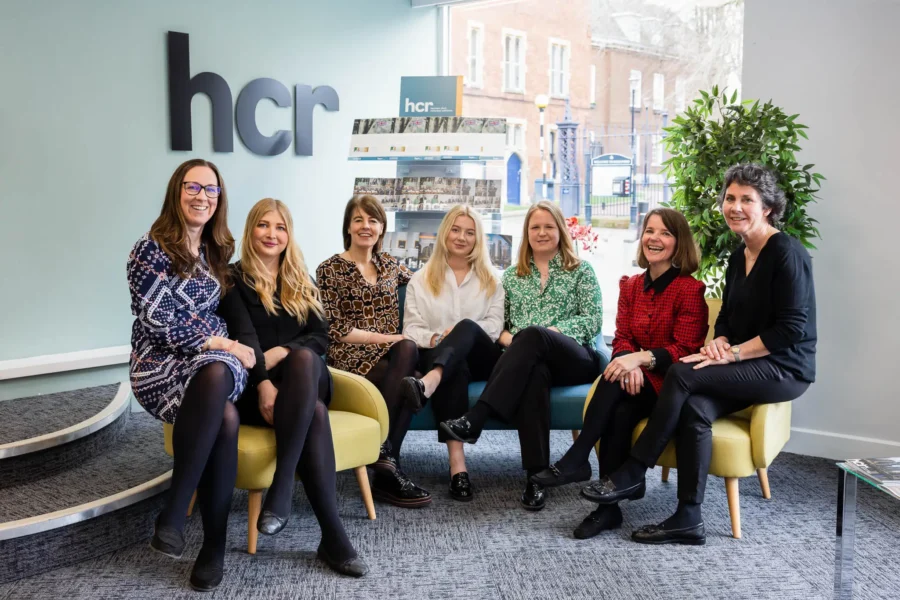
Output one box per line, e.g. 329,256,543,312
548,38,570,98
466,23,484,88
505,118,526,150
653,73,665,111
629,69,642,108
652,134,663,166
502,30,526,93
675,77,686,113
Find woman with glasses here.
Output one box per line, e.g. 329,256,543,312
216,198,367,576
316,196,430,508
399,206,504,501
128,159,255,591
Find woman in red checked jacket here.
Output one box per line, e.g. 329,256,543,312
530,208,708,540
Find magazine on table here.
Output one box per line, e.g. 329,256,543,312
842,457,900,485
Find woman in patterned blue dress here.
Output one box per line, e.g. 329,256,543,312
127,158,255,592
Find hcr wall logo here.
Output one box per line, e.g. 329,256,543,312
167,31,339,156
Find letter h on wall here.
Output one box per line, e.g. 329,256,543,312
167,31,339,156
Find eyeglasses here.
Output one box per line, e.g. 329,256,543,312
182,181,222,198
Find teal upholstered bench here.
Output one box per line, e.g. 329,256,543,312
398,285,611,432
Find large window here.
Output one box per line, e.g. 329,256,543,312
447,0,744,336
466,22,484,88
502,30,526,93
548,39,570,98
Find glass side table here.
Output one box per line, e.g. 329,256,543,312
834,463,900,599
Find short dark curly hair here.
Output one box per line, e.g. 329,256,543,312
717,163,786,226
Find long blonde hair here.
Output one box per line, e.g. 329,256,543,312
239,198,324,324
515,200,580,276
421,205,498,297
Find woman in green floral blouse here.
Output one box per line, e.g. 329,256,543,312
440,201,603,511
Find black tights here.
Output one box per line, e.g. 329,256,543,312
161,362,238,557
265,348,330,517
365,339,418,459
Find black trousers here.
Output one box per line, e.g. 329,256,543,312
419,319,503,443
478,326,600,471
631,359,810,503
587,378,658,477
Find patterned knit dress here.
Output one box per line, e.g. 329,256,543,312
127,234,247,424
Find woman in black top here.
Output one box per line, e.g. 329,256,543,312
585,164,816,545
218,198,367,576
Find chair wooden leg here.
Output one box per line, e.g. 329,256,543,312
354,466,377,520
725,477,741,539
247,489,263,554
186,490,197,517
661,467,670,482
757,468,771,499
571,430,580,442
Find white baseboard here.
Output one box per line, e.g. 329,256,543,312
786,427,900,460
0,347,130,381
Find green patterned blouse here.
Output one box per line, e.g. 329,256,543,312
501,254,603,346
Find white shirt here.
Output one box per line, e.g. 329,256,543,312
403,265,505,348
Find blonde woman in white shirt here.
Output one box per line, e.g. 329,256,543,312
401,206,504,501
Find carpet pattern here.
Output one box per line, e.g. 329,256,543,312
1,430,898,599
0,384,119,445
0,411,171,521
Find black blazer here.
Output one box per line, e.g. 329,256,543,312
218,263,332,398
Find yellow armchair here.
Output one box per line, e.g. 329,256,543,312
163,367,388,554
587,298,793,539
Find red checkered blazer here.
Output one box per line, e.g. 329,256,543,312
612,271,709,393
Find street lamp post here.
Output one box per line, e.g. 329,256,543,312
535,94,549,200
629,86,637,227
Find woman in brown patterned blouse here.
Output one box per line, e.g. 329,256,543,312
316,195,431,508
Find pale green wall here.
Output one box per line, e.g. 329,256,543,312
0,0,436,367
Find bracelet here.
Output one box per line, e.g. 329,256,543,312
434,333,445,347
647,350,656,370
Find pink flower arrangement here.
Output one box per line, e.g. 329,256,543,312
566,216,600,254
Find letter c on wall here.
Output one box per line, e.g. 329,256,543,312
235,78,292,156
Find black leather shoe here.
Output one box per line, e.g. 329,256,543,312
400,376,427,413
581,476,646,504
521,480,546,511
317,543,369,577
149,516,184,559
439,416,479,444
573,507,623,539
369,442,398,474
530,462,592,488
449,471,473,502
632,522,706,545
257,510,288,536
371,469,432,508
189,547,224,592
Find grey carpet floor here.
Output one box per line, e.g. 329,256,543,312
0,384,118,444
1,430,898,600
0,411,172,522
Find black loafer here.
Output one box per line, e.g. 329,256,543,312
317,543,369,577
631,522,706,545
371,469,432,508
189,547,224,592
149,517,184,559
573,507,623,539
449,471,474,502
439,416,479,444
530,462,592,488
257,510,288,536
369,441,399,474
581,476,646,504
400,376,427,413
521,480,546,511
